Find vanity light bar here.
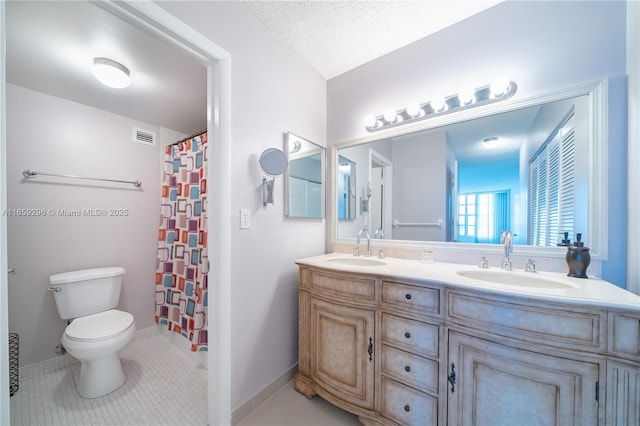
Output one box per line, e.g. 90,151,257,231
364,80,518,132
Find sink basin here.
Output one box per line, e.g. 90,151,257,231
326,257,386,267
457,270,576,289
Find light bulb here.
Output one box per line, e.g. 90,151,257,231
431,96,447,112
93,57,131,89
490,78,511,98
458,87,475,105
364,114,378,128
383,108,398,123
406,102,423,118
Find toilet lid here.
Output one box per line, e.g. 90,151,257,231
65,309,134,342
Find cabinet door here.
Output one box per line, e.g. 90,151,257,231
448,331,599,426
606,360,640,426
310,297,375,410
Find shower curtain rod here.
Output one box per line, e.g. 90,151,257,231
169,130,207,146
22,169,142,188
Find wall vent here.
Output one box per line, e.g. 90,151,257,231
132,127,156,146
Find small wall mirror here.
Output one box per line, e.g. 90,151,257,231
286,132,325,218
259,148,288,208
259,148,288,176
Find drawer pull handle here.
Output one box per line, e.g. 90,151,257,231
367,336,373,362
404,365,411,372
405,293,412,300
404,405,410,412
404,332,411,339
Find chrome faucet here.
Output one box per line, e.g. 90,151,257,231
525,258,537,273
357,225,371,257
374,227,384,239
500,230,513,271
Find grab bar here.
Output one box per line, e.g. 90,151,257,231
23,169,141,188
393,219,443,228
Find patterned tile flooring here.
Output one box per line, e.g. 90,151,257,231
10,331,207,426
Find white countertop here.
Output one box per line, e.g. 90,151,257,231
296,253,640,311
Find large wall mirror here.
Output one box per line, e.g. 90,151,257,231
332,80,608,258
286,132,326,218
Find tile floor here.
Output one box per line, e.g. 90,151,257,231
10,330,360,426
10,331,207,425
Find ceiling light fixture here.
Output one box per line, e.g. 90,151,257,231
92,57,131,89
364,80,517,132
483,136,499,147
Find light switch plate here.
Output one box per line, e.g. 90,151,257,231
240,208,251,229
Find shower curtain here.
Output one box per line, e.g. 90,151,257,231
155,132,208,352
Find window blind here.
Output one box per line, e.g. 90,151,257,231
528,113,575,246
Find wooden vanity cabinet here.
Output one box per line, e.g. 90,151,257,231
309,296,375,410
294,264,640,426
447,331,599,426
606,310,640,426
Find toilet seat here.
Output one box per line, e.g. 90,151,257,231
65,309,134,343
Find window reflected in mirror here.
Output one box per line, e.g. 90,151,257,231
286,133,325,219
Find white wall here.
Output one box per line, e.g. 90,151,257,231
155,1,327,411
6,84,162,364
327,1,628,287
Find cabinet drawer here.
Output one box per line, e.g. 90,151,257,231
608,311,640,361
381,377,438,426
382,280,441,316
382,313,439,358
309,269,376,302
447,291,604,351
381,345,438,394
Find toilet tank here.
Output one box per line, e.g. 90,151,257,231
49,267,125,320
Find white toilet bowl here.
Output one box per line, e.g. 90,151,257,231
61,309,135,398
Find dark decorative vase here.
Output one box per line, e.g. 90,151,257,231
566,233,590,278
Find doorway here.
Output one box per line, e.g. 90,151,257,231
368,149,393,240
0,2,231,424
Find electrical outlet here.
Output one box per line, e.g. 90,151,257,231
240,208,251,229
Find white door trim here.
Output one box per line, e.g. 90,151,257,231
1,1,11,423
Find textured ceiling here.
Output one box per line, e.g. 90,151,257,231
243,0,503,79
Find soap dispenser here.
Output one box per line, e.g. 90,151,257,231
566,233,590,278
558,232,572,246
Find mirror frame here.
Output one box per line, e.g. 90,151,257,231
330,79,608,260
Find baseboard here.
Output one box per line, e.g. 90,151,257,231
231,364,298,425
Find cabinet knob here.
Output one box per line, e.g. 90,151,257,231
404,332,411,339
404,405,411,412
405,293,412,300
404,365,411,372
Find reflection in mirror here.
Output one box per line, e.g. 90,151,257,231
337,155,356,220
337,92,592,248
286,133,325,218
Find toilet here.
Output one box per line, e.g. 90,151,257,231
49,267,135,399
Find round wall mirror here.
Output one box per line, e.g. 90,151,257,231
259,148,288,176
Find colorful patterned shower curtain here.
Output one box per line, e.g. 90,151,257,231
155,132,208,352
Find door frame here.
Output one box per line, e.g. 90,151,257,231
0,1,233,423
368,149,393,239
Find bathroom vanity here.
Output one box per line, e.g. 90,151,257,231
294,254,640,426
